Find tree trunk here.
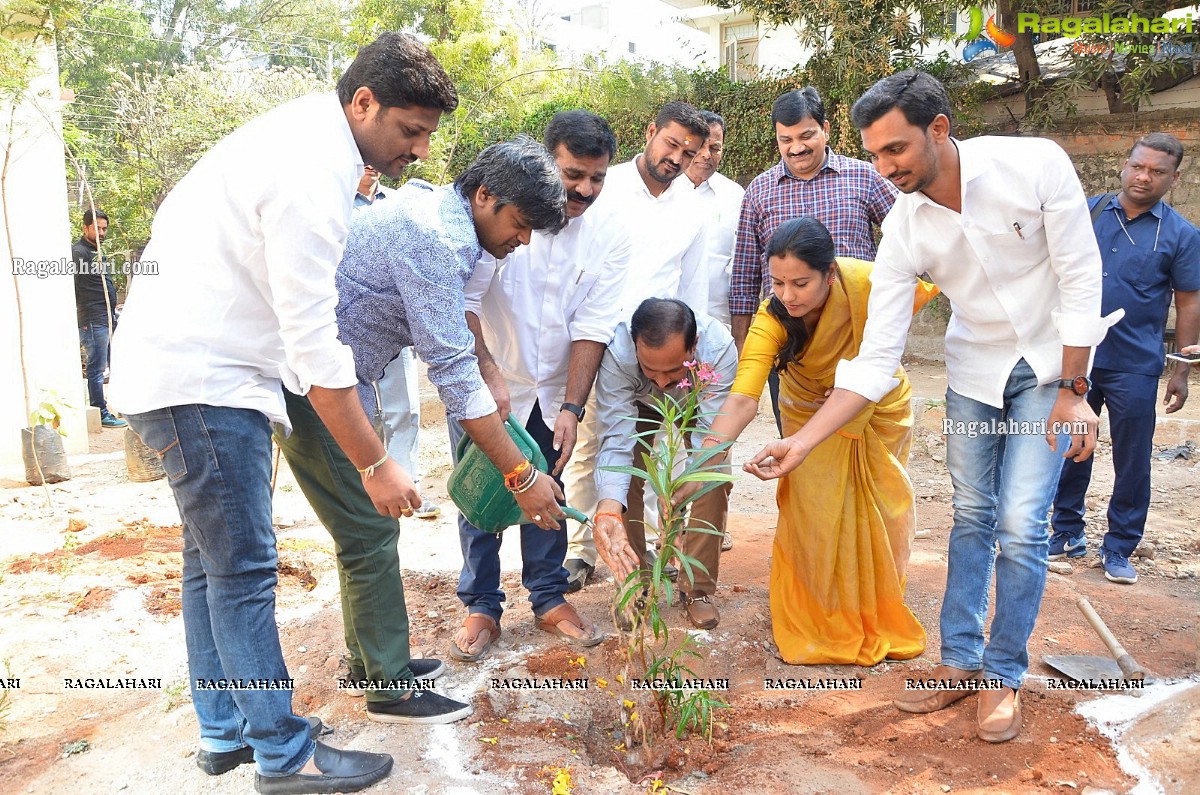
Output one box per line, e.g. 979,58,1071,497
1100,71,1138,114
996,0,1044,115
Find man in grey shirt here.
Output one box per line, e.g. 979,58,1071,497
591,298,737,628
274,137,567,725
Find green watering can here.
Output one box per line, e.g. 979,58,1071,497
447,415,589,534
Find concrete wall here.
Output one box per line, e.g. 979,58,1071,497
1041,106,1200,223
981,75,1200,130
0,43,89,470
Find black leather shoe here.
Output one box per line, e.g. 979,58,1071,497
197,716,328,775
254,741,393,794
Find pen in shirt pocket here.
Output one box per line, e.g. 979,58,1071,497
1012,222,1024,240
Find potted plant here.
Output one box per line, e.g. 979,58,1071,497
23,389,72,485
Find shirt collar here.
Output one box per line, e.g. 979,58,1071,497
1112,193,1165,220
907,138,972,213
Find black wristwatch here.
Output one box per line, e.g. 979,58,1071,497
560,402,585,421
1057,375,1092,396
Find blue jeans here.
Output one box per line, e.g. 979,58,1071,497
79,323,111,413
1052,368,1157,557
126,405,313,776
449,401,569,625
941,360,1065,690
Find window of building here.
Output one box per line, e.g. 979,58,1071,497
721,22,759,83
921,7,958,37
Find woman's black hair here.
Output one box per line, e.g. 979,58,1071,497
764,217,836,372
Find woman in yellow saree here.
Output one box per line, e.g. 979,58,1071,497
702,217,936,666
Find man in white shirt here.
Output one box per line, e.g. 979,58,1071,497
109,34,461,794
686,110,745,330
450,111,629,660
685,110,744,553
737,71,1118,743
562,101,711,583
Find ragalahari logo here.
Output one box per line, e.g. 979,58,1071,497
962,6,1016,62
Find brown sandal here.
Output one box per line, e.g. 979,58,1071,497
450,612,501,662
536,602,605,647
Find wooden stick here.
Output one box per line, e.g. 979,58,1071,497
1076,596,1146,681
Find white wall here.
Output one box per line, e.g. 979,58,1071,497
980,74,1200,126
0,43,89,470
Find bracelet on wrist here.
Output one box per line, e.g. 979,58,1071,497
509,468,540,494
357,452,389,479
594,510,623,522
503,460,531,489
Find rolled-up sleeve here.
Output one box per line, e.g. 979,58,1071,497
1040,142,1123,347
593,347,641,507
261,175,358,394
833,233,916,401
569,228,632,344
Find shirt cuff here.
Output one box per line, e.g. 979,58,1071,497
597,479,630,507
1053,309,1125,349
292,345,359,394
451,387,498,422
728,297,757,316
834,359,900,403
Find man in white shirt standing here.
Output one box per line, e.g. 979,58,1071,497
686,110,745,330
109,34,461,794
451,111,630,660
737,71,1118,744
562,101,711,586
685,109,744,553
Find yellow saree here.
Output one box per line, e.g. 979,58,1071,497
731,258,936,666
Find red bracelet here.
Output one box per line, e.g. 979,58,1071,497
503,460,531,489
594,511,623,522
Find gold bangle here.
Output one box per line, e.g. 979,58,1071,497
357,452,389,478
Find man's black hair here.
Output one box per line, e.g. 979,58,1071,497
698,110,726,135
1131,132,1184,170
630,298,698,351
653,101,710,141
543,109,617,161
454,135,566,232
336,31,458,112
850,69,953,134
83,209,108,226
771,87,826,127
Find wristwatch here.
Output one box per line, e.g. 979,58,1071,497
560,402,586,421
1057,375,1092,396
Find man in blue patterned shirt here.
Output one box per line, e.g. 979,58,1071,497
275,137,567,725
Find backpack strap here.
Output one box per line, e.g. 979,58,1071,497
1091,192,1118,226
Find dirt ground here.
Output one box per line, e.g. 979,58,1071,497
1,362,1199,795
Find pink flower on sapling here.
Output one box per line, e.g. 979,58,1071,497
677,378,691,389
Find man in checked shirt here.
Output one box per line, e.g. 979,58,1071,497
729,87,897,432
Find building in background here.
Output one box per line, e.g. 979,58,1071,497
503,0,708,66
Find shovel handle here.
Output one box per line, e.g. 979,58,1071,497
1076,596,1146,681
